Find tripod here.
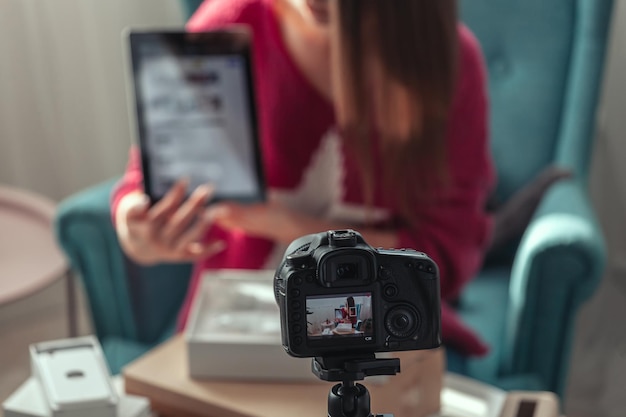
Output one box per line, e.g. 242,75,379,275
312,355,401,417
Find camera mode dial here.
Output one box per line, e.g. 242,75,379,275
286,250,312,268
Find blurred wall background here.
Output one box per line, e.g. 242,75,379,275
591,0,626,280
0,0,625,415
0,0,184,201
566,2,626,415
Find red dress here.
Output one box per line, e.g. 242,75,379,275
112,0,495,355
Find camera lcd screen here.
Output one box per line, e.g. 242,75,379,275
127,30,265,203
305,293,374,340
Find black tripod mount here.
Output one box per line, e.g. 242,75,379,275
312,355,400,417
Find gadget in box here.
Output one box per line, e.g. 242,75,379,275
30,337,117,417
125,28,265,204
274,229,442,358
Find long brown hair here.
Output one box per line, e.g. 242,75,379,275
330,0,459,226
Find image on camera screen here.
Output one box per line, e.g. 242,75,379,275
305,293,374,340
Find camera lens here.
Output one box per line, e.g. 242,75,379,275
385,306,420,339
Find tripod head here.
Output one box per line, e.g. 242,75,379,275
312,355,400,417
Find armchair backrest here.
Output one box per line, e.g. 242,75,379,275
460,0,614,202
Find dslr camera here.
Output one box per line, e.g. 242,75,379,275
274,230,441,358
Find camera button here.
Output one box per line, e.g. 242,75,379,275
293,324,302,333
379,266,392,280
294,336,303,345
292,301,301,309
384,284,398,298
292,313,302,321
294,276,303,285
290,289,300,297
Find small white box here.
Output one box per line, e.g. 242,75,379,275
2,378,49,417
185,269,319,382
29,336,118,417
2,378,151,417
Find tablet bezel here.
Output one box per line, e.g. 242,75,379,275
125,28,266,204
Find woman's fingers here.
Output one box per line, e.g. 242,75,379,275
114,184,227,264
117,181,229,264
125,194,150,222
205,202,252,231
172,211,216,252
185,240,226,260
160,184,214,246
148,179,189,225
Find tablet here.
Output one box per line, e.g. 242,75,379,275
125,28,265,203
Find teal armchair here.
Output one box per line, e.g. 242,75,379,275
448,0,613,398
54,0,613,398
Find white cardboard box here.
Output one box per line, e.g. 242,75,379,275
185,269,319,382
2,378,151,417
3,336,151,417
2,378,49,417
437,373,559,417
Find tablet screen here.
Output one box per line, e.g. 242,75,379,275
128,30,265,203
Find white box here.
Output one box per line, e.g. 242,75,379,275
29,336,118,417
438,373,559,417
185,269,319,382
2,378,49,417
2,378,151,417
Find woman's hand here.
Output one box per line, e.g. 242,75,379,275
206,192,400,248
206,193,338,244
115,180,225,265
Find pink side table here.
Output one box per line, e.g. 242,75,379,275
0,185,77,336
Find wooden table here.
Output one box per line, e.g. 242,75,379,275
123,335,444,417
0,185,76,336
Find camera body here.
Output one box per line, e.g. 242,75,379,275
274,230,441,358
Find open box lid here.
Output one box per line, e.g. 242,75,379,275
185,269,282,345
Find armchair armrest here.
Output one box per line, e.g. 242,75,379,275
54,179,194,347
54,179,137,341
501,179,606,395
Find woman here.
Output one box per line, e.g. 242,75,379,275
112,0,495,355
340,296,357,327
